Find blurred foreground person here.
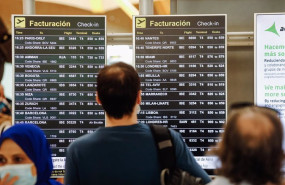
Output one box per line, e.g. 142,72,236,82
0,124,62,185
0,84,11,115
0,84,12,135
0,113,11,135
208,106,284,185
65,62,211,185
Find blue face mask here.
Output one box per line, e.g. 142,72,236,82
0,164,37,185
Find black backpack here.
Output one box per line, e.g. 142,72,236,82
149,125,205,185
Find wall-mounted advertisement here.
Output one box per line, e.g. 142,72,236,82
255,13,285,137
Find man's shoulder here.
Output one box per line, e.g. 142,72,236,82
168,128,187,152
168,127,182,140
68,131,97,150
68,124,151,149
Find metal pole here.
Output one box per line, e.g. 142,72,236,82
170,0,177,15
139,0,153,15
23,0,35,15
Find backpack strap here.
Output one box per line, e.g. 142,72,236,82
149,125,176,170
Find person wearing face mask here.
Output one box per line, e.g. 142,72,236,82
64,62,211,185
0,123,62,185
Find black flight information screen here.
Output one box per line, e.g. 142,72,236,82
134,15,227,170
13,15,106,176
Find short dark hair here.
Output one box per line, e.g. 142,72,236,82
97,62,140,119
214,106,284,185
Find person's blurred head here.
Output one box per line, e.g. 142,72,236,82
0,84,11,115
0,124,56,185
0,84,5,99
215,106,284,185
96,62,141,119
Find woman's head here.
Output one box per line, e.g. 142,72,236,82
0,124,54,184
215,106,284,185
0,139,37,185
0,138,36,171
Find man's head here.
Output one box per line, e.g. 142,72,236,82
96,62,140,119
216,106,284,185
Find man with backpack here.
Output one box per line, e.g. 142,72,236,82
64,62,211,185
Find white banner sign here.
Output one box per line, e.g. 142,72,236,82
255,13,285,146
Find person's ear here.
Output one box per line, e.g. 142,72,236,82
136,90,141,104
96,91,101,105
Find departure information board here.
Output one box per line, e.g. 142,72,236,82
134,15,227,169
13,15,106,176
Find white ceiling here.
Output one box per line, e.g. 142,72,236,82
36,0,140,12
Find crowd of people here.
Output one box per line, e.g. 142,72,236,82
0,62,284,185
